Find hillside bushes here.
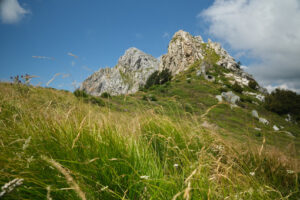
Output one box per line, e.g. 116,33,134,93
232,82,243,93
248,79,259,90
144,68,172,89
264,88,300,120
73,89,105,106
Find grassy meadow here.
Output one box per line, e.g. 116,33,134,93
0,77,299,199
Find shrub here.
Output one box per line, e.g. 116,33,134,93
248,80,258,90
73,89,88,98
240,95,252,103
144,69,172,89
88,96,105,106
101,92,111,98
264,89,300,120
218,87,228,93
232,83,243,93
73,89,105,106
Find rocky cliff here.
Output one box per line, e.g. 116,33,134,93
159,30,239,75
80,47,159,96
81,30,264,96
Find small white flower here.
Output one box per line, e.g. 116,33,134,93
140,175,149,180
250,172,255,176
173,164,179,168
287,170,295,174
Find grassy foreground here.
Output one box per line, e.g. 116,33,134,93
0,83,299,199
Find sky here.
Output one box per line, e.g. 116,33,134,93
0,0,300,93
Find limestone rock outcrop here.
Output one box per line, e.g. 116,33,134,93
80,47,159,96
159,30,205,75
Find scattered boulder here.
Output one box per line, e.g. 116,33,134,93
252,110,259,119
196,70,202,76
255,94,265,102
215,95,222,102
285,114,292,122
283,131,295,138
259,118,269,125
273,125,279,131
221,91,240,105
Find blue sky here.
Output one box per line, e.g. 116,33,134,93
0,0,215,90
1,0,300,92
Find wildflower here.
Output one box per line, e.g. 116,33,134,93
140,175,149,180
174,163,179,168
287,170,295,174
249,172,255,176
0,178,24,198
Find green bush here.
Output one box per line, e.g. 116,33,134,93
240,95,252,103
73,89,88,98
248,80,258,90
264,89,300,120
218,87,228,93
232,83,243,93
101,92,111,98
144,69,172,89
73,89,105,106
87,96,105,106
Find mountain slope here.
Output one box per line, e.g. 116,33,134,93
0,30,299,199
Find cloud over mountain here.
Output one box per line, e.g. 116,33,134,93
200,0,300,92
0,0,29,24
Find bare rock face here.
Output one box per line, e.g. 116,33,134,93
159,30,205,75
207,39,238,70
80,47,159,96
159,30,242,76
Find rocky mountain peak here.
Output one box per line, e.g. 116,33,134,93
117,47,159,72
159,30,205,75
81,30,264,96
80,47,159,96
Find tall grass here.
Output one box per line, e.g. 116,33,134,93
0,83,299,199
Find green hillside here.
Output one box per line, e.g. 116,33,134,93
0,61,299,199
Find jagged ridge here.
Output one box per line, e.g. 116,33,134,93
81,30,264,96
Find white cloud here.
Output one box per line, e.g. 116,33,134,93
32,56,54,60
200,0,300,92
0,0,29,24
265,84,300,94
67,52,78,58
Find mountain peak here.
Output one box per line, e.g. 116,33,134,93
81,30,261,96
81,47,159,96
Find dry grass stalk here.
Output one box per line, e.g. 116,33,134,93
183,181,191,200
72,116,87,149
46,186,52,200
41,155,86,200
259,137,266,157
